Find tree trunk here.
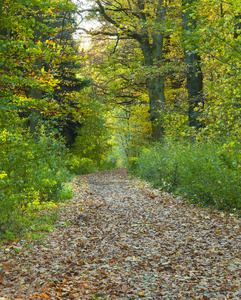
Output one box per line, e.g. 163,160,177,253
29,8,43,138
138,0,166,142
148,76,165,141
184,51,203,128
93,0,166,141
234,13,241,39
182,0,204,129
29,87,42,138
140,37,166,141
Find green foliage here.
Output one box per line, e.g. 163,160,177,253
109,104,152,165
0,0,81,241
28,210,58,233
84,0,240,146
66,155,97,174
0,123,71,240
127,157,139,171
129,139,241,211
69,94,113,171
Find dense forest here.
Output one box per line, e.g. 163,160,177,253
0,0,240,240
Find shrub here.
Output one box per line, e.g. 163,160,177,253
66,155,97,174
129,139,241,211
98,158,117,171
0,126,71,240
127,157,139,173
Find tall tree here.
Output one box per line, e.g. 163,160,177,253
182,0,203,129
0,0,88,144
82,37,152,158
79,0,167,141
194,0,241,140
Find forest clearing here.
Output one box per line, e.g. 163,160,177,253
0,169,241,299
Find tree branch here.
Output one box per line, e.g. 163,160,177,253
112,36,120,53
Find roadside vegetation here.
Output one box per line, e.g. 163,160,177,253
128,139,241,213
1,0,240,241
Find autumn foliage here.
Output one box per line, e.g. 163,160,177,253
0,0,84,239
79,0,240,210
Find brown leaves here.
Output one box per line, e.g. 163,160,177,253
0,169,241,299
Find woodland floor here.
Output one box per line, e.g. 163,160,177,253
0,169,241,300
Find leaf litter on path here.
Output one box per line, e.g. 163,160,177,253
0,169,240,299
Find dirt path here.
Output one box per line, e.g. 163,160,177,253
0,169,241,299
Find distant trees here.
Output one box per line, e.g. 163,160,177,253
79,0,168,141
78,0,206,140
82,36,152,160
182,0,203,129
79,0,240,143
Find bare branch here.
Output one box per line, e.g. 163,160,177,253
112,36,120,54
96,0,119,26
83,0,143,42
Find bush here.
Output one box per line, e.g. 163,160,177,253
127,157,139,173
66,155,97,174
98,158,117,171
129,139,241,211
66,154,117,174
0,126,71,240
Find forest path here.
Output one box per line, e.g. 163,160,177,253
0,169,241,299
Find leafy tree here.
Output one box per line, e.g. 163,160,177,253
193,0,241,141
79,0,169,141
0,0,87,238
81,36,152,162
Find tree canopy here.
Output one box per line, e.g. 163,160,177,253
77,0,240,142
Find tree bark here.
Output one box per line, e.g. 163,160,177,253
148,75,165,140
184,51,203,128
137,0,166,141
29,8,43,139
234,13,241,39
29,83,42,138
182,0,204,129
140,35,166,141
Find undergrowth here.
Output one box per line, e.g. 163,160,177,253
0,126,73,241
128,139,241,213
66,154,116,175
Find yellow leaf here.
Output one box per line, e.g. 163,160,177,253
39,294,49,299
139,291,144,295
